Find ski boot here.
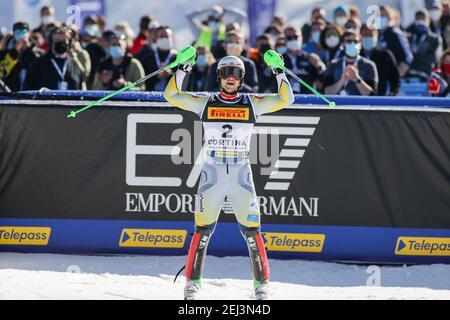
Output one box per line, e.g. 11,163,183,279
184,280,201,300
254,280,269,300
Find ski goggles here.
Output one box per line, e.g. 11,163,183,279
218,67,244,80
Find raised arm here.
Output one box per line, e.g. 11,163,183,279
163,67,210,116
186,8,209,38
223,6,248,25
249,72,295,116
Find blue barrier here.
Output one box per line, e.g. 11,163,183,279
14,90,450,108
1,218,449,264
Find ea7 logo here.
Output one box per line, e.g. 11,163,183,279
126,113,320,190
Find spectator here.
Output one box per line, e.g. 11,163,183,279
428,48,450,96
428,0,444,35
324,31,378,96
441,1,450,48
139,26,177,91
271,15,287,31
319,24,343,64
407,9,441,79
344,18,361,34
378,5,414,77
274,35,287,55
361,24,400,96
182,46,215,91
33,5,58,35
283,26,326,94
248,33,277,93
334,5,350,29
348,5,360,20
25,26,86,90
68,25,91,83
92,31,145,91
30,31,46,50
206,31,258,92
187,5,247,51
226,22,241,34
301,7,327,42
444,20,450,50
303,19,327,56
0,22,44,91
0,33,13,52
33,5,59,52
264,24,284,44
129,15,154,55
114,21,135,50
134,20,160,61
80,16,107,89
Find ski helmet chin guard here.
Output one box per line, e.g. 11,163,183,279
217,56,246,94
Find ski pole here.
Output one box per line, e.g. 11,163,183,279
264,50,336,107
67,45,197,118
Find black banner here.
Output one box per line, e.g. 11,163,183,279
0,101,449,229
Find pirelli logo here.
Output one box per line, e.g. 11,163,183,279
208,107,249,120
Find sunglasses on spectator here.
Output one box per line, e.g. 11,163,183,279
219,67,244,80
286,35,298,41
344,39,359,44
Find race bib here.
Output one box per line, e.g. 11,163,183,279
203,122,253,159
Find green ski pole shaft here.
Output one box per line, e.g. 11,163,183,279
284,69,336,107
67,67,166,118
67,45,197,119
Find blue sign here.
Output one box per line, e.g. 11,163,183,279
247,0,277,46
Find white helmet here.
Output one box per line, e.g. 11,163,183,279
217,56,245,74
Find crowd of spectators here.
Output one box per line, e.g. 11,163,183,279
1,1,450,97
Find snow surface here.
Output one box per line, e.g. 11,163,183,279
0,253,449,300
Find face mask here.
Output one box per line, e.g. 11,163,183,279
311,31,321,44
276,46,287,55
380,16,389,29
156,37,172,51
443,63,450,74
346,28,356,34
84,24,100,37
196,54,208,68
109,46,125,59
325,35,340,48
286,39,301,51
430,9,442,22
42,15,55,25
362,37,377,51
14,29,29,42
415,20,428,33
344,42,361,58
335,16,348,27
226,43,242,56
53,41,68,55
